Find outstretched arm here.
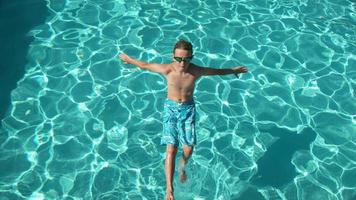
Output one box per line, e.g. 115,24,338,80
198,66,248,76
119,53,169,75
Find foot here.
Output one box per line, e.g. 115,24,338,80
179,158,188,183
165,190,174,200
179,169,187,183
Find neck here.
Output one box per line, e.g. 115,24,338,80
172,64,189,73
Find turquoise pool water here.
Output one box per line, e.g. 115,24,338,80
1,0,355,199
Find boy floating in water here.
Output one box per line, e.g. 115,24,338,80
119,40,248,200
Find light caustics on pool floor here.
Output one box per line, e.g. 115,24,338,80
0,0,355,199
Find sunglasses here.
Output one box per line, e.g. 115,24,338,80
174,56,193,63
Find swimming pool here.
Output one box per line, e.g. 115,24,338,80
0,0,355,199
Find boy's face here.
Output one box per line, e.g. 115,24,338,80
173,49,193,69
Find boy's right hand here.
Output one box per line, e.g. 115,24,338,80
119,54,131,64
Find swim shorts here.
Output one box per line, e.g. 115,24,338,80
161,99,196,146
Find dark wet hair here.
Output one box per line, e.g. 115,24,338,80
173,39,193,55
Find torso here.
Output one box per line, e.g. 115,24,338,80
165,63,202,103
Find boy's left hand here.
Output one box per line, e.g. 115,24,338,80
233,66,248,74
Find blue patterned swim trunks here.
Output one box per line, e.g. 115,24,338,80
161,99,196,146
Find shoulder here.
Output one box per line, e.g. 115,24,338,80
189,63,205,76
162,63,173,75
189,63,203,71
146,63,172,75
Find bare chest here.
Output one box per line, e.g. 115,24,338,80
166,72,197,91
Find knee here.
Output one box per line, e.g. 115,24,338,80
183,146,194,159
166,146,178,156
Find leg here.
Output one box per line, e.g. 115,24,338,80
179,145,194,183
165,144,178,200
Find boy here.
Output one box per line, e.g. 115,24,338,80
119,40,248,200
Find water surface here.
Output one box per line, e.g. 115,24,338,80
0,0,355,199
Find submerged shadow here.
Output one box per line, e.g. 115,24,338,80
0,0,48,121
251,124,317,188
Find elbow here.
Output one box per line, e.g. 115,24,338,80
139,63,148,69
